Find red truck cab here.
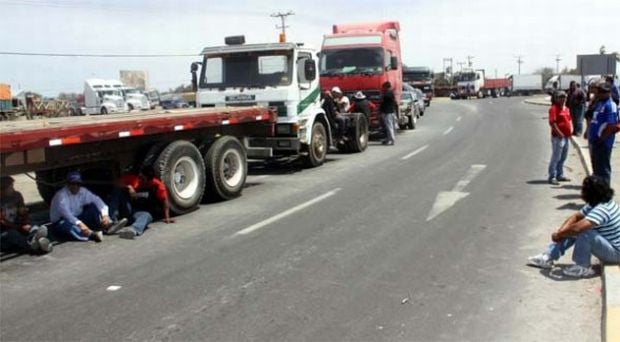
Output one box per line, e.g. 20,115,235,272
320,21,402,130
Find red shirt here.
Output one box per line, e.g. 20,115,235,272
120,174,168,202
548,105,572,137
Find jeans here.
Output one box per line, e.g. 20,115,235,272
108,187,132,222
0,227,42,250
382,112,396,143
545,237,576,261
334,115,347,139
570,104,585,135
130,211,153,235
548,136,569,179
51,204,102,241
590,142,613,184
572,230,620,267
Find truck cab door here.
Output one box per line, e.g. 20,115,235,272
296,52,319,116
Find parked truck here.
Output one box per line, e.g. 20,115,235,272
193,35,368,168
81,79,126,115
319,21,404,132
454,69,485,99
0,107,278,214
544,74,585,92
403,66,433,106
483,78,511,97
510,74,542,96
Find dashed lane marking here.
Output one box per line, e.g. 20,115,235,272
443,126,454,135
401,145,429,160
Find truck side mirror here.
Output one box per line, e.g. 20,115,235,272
304,59,316,81
190,62,202,92
390,56,399,70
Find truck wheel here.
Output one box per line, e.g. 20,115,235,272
154,141,206,215
127,103,134,111
407,114,416,129
343,113,368,153
303,121,327,167
35,169,66,205
100,107,108,115
204,136,247,201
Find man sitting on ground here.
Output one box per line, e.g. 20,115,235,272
1,176,52,253
49,171,125,242
527,175,620,277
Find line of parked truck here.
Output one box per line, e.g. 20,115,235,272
1,20,431,218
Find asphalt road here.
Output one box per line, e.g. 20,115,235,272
0,98,600,341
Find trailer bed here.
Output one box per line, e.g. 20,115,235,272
0,107,275,153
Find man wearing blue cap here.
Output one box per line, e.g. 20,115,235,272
49,171,124,242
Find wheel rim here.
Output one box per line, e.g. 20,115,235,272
221,149,244,188
359,122,367,146
172,156,200,200
312,126,326,159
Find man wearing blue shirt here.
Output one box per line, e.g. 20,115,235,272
586,82,619,184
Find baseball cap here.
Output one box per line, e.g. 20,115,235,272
331,86,342,94
597,81,611,93
66,171,83,184
555,90,567,98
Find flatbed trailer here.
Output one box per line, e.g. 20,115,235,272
0,107,277,214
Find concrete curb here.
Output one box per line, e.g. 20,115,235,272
523,97,550,107
568,136,593,176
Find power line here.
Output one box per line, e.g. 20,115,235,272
271,10,294,42
0,51,199,58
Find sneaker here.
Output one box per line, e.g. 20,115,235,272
118,227,137,240
527,253,553,269
106,218,128,235
557,176,571,182
548,178,559,185
90,231,103,243
28,225,48,245
37,237,53,253
562,264,595,278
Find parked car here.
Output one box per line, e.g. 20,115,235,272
400,84,420,130
160,96,189,109
412,88,426,116
145,89,161,109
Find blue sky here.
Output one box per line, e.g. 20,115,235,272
1,0,618,96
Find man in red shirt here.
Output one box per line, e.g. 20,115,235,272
111,166,174,239
548,91,573,185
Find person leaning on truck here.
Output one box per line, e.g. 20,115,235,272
49,171,123,242
379,82,397,145
1,176,52,253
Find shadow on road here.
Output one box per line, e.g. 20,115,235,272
556,202,582,211
536,264,601,282
526,180,551,185
554,194,582,200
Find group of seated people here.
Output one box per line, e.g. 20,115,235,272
320,86,376,144
1,166,173,254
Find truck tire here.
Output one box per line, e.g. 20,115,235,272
339,113,368,153
100,107,108,115
154,141,206,215
127,103,134,111
303,121,327,167
203,136,247,201
35,169,67,205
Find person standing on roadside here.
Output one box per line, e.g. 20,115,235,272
547,91,573,185
606,76,619,106
586,82,619,184
379,81,397,145
568,82,587,136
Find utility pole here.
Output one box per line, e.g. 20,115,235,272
515,55,524,75
457,62,466,72
555,54,562,74
466,55,475,68
443,57,453,75
270,11,294,43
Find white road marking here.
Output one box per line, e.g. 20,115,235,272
233,188,341,236
456,116,462,122
401,145,429,160
443,126,454,135
426,164,487,221
106,285,122,291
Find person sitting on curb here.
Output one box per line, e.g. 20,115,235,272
114,166,174,240
547,91,572,185
1,176,52,253
527,175,620,277
49,171,125,242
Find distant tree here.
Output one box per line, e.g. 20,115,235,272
535,67,555,85
560,67,579,75
169,84,193,93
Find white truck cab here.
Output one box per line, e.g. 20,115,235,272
193,36,368,167
107,80,150,111
456,69,485,99
82,79,126,115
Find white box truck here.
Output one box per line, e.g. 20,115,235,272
510,74,542,96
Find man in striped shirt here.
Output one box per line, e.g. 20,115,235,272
528,176,620,277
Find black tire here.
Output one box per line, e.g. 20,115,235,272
127,103,134,111
303,121,327,167
100,107,108,115
346,113,368,153
154,141,206,215
204,136,247,201
407,114,416,129
35,169,66,205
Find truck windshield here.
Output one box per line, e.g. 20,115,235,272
319,48,384,76
456,73,477,82
200,51,293,88
97,90,121,97
403,71,431,82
